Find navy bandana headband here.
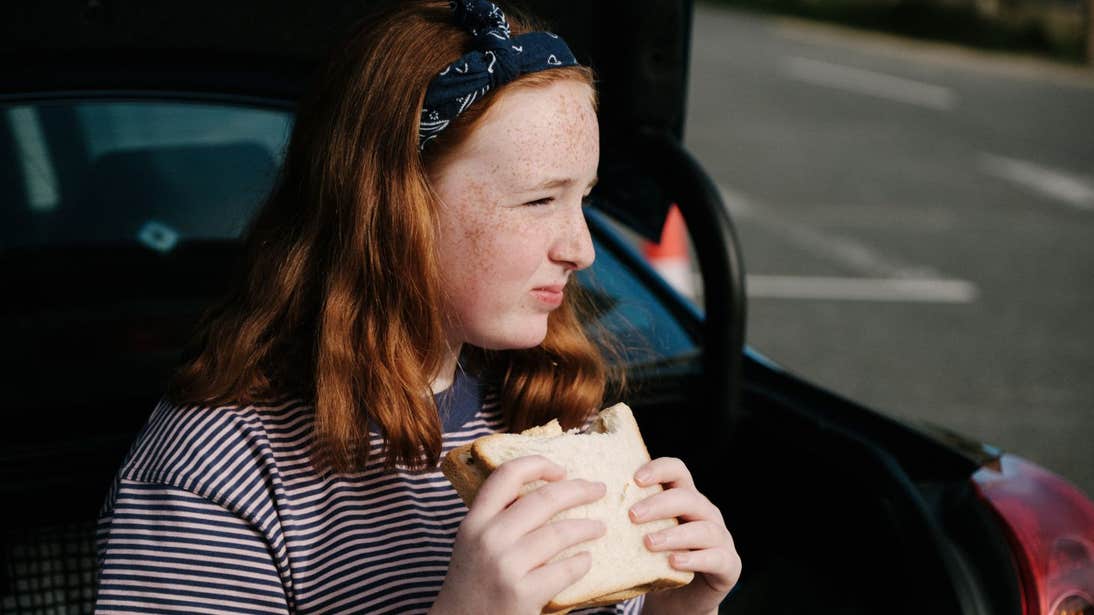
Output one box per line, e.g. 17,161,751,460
418,0,580,152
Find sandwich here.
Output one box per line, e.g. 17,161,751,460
440,402,694,614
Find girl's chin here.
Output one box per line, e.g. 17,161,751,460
468,321,549,351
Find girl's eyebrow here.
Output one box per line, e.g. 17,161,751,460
523,176,599,192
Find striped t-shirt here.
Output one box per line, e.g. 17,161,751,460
94,369,645,614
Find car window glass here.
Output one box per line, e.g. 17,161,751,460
1,100,292,249
577,227,699,369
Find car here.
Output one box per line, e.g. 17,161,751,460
1,1,1092,614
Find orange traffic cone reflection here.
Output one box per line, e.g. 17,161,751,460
642,204,695,299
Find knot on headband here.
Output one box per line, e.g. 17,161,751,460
453,0,511,41
418,0,580,152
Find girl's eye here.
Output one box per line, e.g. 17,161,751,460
525,194,594,207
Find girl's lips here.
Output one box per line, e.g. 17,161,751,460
531,288,564,307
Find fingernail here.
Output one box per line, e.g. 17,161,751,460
646,533,663,547
634,470,651,484
673,553,690,566
629,504,645,522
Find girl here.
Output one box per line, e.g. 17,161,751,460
93,1,741,613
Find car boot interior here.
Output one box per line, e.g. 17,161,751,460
629,374,1024,615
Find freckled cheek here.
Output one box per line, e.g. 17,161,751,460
453,229,543,304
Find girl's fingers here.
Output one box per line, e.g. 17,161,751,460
641,520,728,552
667,547,744,594
467,455,565,522
496,478,606,541
634,456,695,490
628,487,722,525
514,518,607,571
668,547,729,572
523,550,596,606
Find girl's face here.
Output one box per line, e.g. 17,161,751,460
429,79,599,350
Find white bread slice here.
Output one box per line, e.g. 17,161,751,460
440,403,694,613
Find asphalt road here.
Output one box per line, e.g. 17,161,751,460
682,3,1094,496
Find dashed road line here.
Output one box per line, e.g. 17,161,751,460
747,275,978,302
781,56,957,110
722,185,941,278
979,153,1094,211
719,184,979,303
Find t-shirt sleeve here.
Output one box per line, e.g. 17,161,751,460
94,479,291,614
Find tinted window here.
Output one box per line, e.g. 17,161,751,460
1,101,292,250
578,215,699,368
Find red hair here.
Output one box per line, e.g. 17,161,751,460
167,0,619,474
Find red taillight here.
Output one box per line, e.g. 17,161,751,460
973,454,1094,615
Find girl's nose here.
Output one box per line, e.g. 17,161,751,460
550,206,595,271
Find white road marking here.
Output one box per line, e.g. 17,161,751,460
716,183,979,302
978,153,1094,211
781,56,957,110
746,275,978,303
720,185,941,278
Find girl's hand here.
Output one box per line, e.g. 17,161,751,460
431,455,608,615
629,457,742,615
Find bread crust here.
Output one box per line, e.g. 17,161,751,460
542,576,691,613
542,580,688,614
439,442,488,507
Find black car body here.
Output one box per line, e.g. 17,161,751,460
2,1,1092,614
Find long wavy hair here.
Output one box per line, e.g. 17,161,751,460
166,0,619,474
